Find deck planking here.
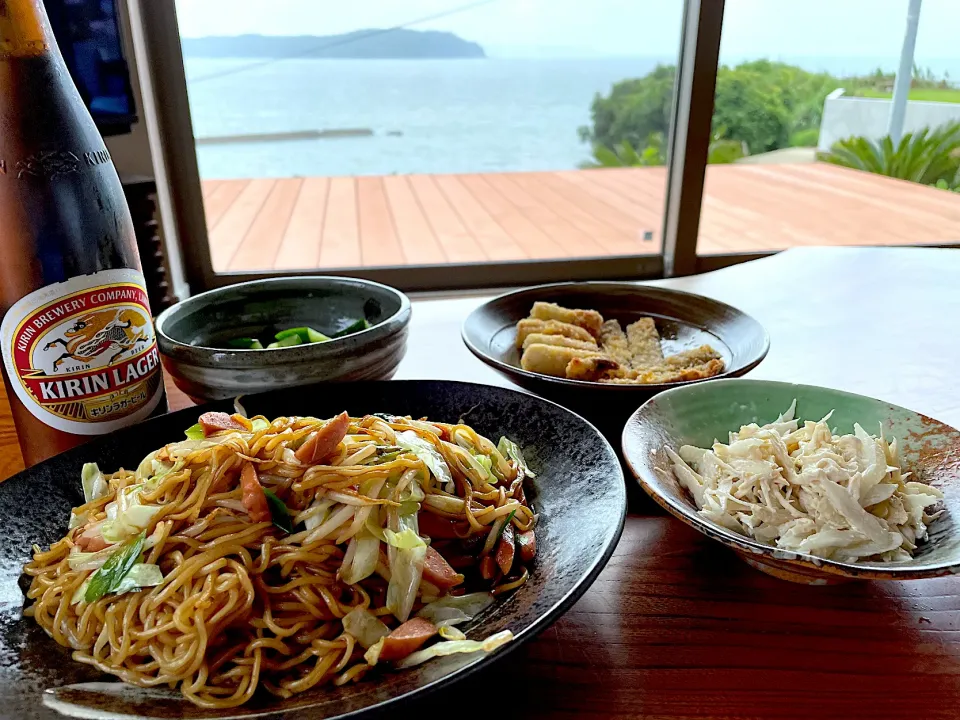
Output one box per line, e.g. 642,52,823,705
201,165,960,271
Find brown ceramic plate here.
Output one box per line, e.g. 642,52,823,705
0,380,625,719
461,282,768,437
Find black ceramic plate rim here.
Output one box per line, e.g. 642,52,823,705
621,377,960,579
461,281,770,392
16,379,626,720
155,276,412,356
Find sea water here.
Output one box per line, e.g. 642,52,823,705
184,57,664,179
184,55,960,180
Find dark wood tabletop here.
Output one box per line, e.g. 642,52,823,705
2,246,959,719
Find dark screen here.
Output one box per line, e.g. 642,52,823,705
43,0,136,136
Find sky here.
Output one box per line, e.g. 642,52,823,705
174,0,960,65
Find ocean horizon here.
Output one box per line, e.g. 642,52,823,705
185,55,960,179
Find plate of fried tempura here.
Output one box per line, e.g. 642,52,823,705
461,282,769,403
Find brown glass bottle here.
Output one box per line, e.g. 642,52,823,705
0,0,166,467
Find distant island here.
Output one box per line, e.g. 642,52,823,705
181,29,485,60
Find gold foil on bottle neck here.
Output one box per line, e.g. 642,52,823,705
0,0,51,59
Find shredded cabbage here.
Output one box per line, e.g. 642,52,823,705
460,451,494,484
67,545,118,571
398,481,425,504
301,499,335,531
81,463,108,504
667,404,944,563
473,453,493,477
384,528,425,550
135,452,157,482
396,431,455,493
340,531,380,585
100,484,163,543
112,563,164,596
363,637,385,666
395,630,514,668
497,437,536,478
386,541,426,622
134,451,177,485
342,607,390,649
416,592,494,628
439,625,467,641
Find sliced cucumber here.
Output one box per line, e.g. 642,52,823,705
227,337,263,349
333,318,371,338
266,334,302,349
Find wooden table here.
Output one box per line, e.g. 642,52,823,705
3,246,960,718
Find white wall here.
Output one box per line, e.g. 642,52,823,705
819,93,960,151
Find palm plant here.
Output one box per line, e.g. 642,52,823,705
581,130,746,169
824,121,960,187
580,135,665,169
707,137,747,164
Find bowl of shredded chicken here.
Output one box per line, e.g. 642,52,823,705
622,379,960,584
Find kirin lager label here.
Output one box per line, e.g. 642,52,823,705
0,268,164,435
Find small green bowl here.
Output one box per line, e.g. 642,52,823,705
622,379,960,584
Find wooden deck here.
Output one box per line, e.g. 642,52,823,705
200,164,960,271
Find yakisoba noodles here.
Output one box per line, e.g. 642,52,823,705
23,410,537,708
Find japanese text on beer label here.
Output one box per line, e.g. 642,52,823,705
0,269,164,435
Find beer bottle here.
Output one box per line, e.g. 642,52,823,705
0,0,166,467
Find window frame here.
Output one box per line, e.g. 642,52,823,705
130,0,724,295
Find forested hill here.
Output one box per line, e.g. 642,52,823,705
181,30,485,59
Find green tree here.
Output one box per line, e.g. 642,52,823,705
581,60,843,161
578,64,676,151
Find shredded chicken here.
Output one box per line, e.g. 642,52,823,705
665,401,943,563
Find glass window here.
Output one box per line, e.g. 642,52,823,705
696,0,960,258
172,0,684,282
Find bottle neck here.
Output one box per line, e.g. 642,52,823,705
0,0,52,59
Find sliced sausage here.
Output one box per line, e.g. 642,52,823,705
377,617,437,662
240,462,271,524
422,546,463,590
479,555,497,581
75,525,110,552
417,512,463,540
517,529,536,563
495,524,515,576
199,411,245,437
295,412,350,464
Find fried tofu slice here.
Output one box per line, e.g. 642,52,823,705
599,345,725,385
565,356,625,382
530,302,604,339
663,344,724,369
625,317,664,369
515,318,594,348
520,343,607,378
605,359,725,385
521,332,598,352
598,320,631,364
